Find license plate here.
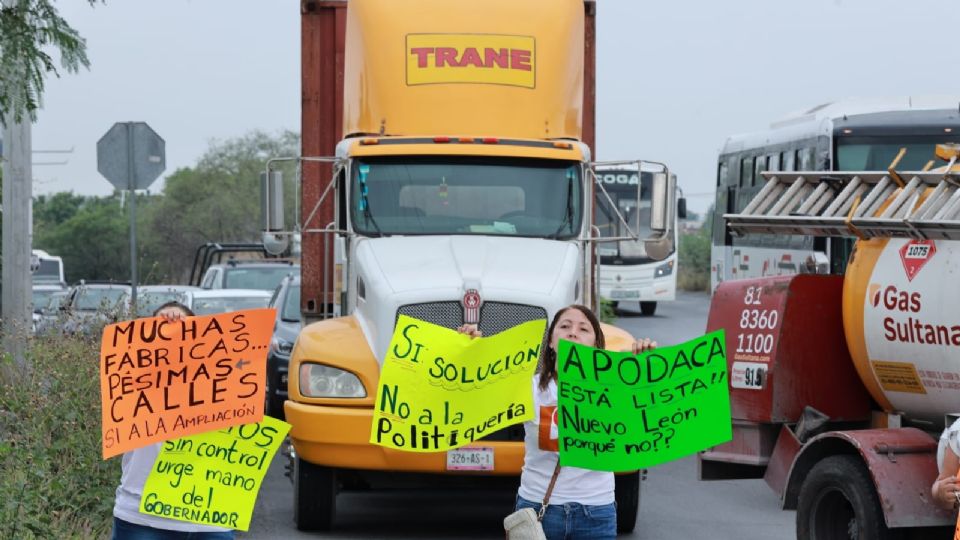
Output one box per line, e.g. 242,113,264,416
446,447,494,471
609,289,640,300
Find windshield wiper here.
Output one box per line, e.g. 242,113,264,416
357,164,383,237
548,170,575,239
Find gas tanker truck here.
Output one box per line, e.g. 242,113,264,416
701,143,960,538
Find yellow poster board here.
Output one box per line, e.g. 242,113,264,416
140,417,290,531
370,315,546,452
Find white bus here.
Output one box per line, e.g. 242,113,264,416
31,249,65,286
711,96,960,291
595,168,682,316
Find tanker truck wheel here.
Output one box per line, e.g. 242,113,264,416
614,471,641,533
796,455,902,540
294,457,337,531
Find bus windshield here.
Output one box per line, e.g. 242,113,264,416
837,135,960,171
595,171,664,262
350,157,583,238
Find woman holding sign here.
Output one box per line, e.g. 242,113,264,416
931,417,960,510
462,304,656,540
111,302,235,540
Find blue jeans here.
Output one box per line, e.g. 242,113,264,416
515,495,616,540
112,518,235,540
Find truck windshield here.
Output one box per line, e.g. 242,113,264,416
595,171,665,262
350,157,583,238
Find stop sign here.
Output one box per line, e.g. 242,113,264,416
97,122,165,190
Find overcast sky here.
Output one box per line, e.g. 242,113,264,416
29,0,960,214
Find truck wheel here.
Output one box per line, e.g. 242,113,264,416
640,301,657,316
796,455,902,540
294,457,337,531
614,471,641,533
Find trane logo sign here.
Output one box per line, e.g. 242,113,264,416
406,34,536,88
868,283,960,347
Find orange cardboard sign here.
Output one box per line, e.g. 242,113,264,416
100,308,275,458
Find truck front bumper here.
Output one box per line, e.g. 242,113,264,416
285,400,525,475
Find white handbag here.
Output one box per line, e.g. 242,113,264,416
504,462,561,540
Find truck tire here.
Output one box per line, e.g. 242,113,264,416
294,457,337,531
614,471,641,533
796,455,902,540
640,301,657,316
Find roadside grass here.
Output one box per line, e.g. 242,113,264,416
0,333,117,539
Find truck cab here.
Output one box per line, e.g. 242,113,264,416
281,0,678,531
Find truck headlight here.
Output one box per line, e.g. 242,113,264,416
299,363,366,398
655,260,674,277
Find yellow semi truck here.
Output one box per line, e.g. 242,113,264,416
282,0,678,531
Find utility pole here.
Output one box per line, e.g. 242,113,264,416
2,0,33,368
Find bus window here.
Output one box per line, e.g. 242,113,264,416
768,153,781,172
782,150,796,171
754,155,767,186
800,147,815,170
740,157,754,188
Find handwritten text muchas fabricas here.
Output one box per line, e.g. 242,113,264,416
100,309,275,458
371,315,546,452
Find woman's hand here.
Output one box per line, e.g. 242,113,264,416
932,475,960,510
631,337,657,355
457,324,482,339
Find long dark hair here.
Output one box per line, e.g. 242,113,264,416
538,304,604,391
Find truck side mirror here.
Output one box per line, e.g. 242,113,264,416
260,170,289,255
644,172,677,261
678,197,688,220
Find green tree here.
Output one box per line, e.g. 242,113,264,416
0,0,100,123
677,204,714,291
140,130,300,283
34,195,131,282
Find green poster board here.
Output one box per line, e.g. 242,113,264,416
556,330,731,471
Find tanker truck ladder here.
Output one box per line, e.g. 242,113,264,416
725,167,960,240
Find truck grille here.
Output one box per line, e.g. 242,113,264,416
396,301,547,337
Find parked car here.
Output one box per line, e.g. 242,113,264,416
265,275,301,419
61,282,132,335
31,283,67,334
199,260,298,292
134,285,199,318
33,290,68,335
182,289,272,316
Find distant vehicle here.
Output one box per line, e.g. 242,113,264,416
31,249,65,287
595,167,684,316
265,275,301,420
710,96,960,292
199,260,298,292
61,282,132,335
182,289,272,316
134,285,200,318
32,283,67,312
33,289,68,335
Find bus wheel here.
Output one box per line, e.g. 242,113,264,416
614,471,641,533
640,301,657,316
796,455,902,540
294,457,337,531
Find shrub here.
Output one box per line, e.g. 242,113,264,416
0,334,118,539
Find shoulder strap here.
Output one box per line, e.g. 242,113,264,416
538,459,562,520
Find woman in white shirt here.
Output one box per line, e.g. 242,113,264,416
461,304,655,540
111,302,235,540
932,417,960,511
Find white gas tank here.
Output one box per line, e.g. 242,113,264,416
844,237,960,424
